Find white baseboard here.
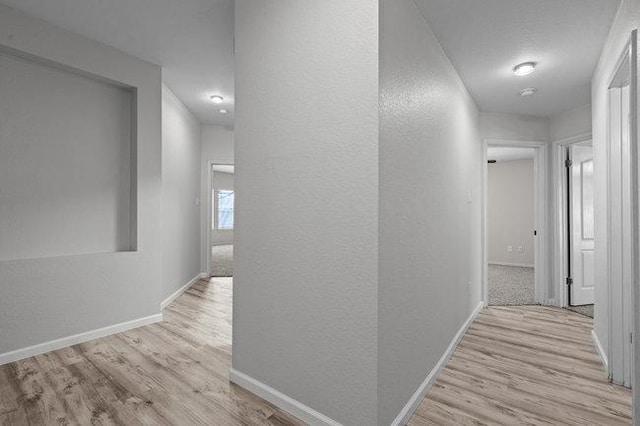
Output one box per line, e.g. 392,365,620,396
489,261,534,268
230,368,342,426
539,299,558,307
161,273,208,310
0,313,163,366
390,301,484,426
591,329,608,371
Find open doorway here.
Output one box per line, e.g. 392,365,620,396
482,139,548,307
486,146,537,305
208,164,235,277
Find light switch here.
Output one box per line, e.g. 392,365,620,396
517,245,523,252
507,245,513,252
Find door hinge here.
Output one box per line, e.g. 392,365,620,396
533,230,537,236
566,277,573,286
565,159,572,168
630,333,633,344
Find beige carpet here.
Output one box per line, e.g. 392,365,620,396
488,264,535,306
211,244,233,277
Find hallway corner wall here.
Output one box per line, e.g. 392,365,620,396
590,0,640,392
378,1,483,424
161,84,202,301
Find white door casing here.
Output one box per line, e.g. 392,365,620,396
569,144,595,306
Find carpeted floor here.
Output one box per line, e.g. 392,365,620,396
565,304,594,318
488,264,535,306
211,244,233,277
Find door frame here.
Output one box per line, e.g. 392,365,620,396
481,138,550,306
206,161,235,277
551,133,593,309
606,32,637,388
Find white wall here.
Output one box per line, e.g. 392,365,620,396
0,49,133,260
211,171,234,246
233,1,379,424
550,104,592,142
161,85,201,300
480,112,550,142
488,159,535,267
590,0,640,391
200,125,234,271
0,5,162,357
378,1,482,424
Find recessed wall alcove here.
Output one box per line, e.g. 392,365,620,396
0,48,137,261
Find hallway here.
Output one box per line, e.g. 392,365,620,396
410,306,631,425
0,280,631,424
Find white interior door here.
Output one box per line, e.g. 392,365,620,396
569,144,595,306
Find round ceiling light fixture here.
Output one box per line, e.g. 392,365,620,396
210,95,224,104
513,62,536,76
520,87,537,97
218,108,229,114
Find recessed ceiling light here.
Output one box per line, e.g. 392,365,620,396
210,95,224,104
520,88,537,97
218,108,229,114
513,62,536,76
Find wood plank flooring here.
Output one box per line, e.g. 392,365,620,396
409,305,632,425
0,282,632,425
0,278,304,425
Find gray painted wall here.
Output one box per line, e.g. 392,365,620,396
0,49,133,261
233,1,379,424
0,5,162,355
378,1,483,424
550,104,592,142
488,159,535,267
480,112,550,141
161,85,202,300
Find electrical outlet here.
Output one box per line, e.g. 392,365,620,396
507,245,513,252
517,245,523,253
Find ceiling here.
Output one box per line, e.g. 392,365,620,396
1,1,621,124
414,0,620,117
487,147,535,162
0,0,234,127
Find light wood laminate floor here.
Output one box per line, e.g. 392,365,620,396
409,305,632,425
0,278,304,425
1,282,633,425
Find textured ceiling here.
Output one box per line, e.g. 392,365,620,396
0,0,234,126
413,0,620,117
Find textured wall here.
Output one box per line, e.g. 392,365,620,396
161,85,202,300
0,5,162,356
550,104,592,142
488,159,535,266
233,1,379,424
378,1,482,424
480,112,550,142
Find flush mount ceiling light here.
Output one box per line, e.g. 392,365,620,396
520,88,537,97
210,95,224,104
513,62,536,76
218,108,229,114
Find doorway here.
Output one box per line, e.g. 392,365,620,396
482,139,549,307
208,163,235,277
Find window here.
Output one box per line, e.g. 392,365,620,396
216,190,235,230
